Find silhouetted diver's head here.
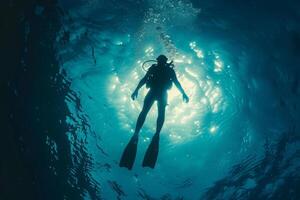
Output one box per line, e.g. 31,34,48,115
156,55,168,65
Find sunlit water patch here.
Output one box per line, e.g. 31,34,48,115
108,42,227,143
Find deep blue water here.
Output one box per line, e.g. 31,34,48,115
2,0,300,200
56,0,300,199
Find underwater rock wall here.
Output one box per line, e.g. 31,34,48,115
1,0,100,199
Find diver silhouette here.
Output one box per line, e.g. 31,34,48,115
119,55,189,170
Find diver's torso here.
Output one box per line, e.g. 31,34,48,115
146,64,174,93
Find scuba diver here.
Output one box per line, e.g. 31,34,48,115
119,55,189,170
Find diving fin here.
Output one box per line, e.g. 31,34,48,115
142,133,159,168
119,135,138,170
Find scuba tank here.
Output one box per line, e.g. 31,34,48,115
142,59,175,89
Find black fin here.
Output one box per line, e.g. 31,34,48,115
142,134,159,168
119,135,138,170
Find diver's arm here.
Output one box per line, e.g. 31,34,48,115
131,73,149,100
137,76,148,90
173,73,189,103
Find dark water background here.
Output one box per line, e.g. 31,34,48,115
1,0,300,199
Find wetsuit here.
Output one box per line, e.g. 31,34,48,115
145,64,175,106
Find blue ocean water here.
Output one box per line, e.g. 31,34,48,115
57,0,300,199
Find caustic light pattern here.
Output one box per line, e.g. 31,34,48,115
108,42,225,143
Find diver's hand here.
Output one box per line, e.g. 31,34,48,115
182,93,189,103
131,90,138,100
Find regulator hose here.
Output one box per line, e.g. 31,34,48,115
141,59,175,72
141,60,157,71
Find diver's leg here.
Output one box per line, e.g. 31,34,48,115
142,95,166,168
120,92,154,170
155,97,166,135
134,91,154,136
